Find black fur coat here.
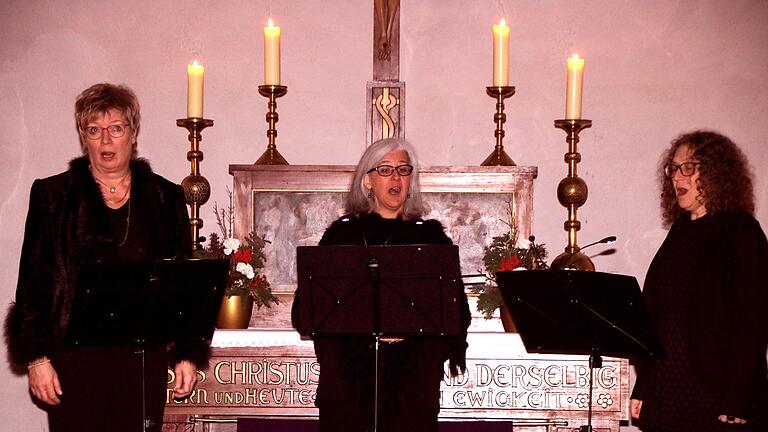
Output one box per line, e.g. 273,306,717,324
5,156,210,370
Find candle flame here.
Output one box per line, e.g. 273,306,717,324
571,53,580,60
267,17,275,27
192,60,199,67
500,17,506,26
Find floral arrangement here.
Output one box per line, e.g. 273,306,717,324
194,189,279,309
470,198,547,319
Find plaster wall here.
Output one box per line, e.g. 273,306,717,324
1,1,766,430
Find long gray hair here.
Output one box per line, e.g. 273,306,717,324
345,138,424,220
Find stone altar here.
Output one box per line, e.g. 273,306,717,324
162,165,630,431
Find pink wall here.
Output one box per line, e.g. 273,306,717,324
1,1,766,430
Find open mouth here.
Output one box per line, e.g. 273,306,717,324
388,186,401,195
101,151,116,160
676,187,688,197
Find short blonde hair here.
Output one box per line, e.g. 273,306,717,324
74,83,140,157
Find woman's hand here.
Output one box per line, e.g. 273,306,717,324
172,360,198,399
630,399,642,419
28,361,62,405
718,414,747,425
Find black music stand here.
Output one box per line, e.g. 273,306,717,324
497,269,663,432
66,258,229,431
295,244,463,431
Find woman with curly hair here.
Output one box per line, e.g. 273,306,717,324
630,130,768,431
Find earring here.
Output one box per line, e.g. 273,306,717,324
407,193,412,198
367,190,373,198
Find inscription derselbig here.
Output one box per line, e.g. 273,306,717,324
165,356,620,413
441,359,620,411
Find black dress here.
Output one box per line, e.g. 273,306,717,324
293,212,471,432
632,211,768,432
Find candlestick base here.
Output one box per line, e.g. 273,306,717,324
256,85,289,165
551,250,595,271
255,148,289,165
482,86,516,166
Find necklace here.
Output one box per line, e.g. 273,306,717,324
90,166,131,194
116,198,131,247
104,184,131,205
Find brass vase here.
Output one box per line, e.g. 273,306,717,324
216,294,254,329
499,304,518,333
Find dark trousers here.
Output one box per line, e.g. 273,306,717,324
47,344,167,432
315,339,446,432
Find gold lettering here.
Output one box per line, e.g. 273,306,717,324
259,388,270,404
231,362,247,385
245,388,259,404
214,361,230,384
269,362,285,385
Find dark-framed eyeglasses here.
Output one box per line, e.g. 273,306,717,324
84,123,129,140
663,162,700,178
367,164,414,177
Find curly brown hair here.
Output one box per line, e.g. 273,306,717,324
659,130,754,227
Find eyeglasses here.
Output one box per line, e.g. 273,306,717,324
367,164,414,177
84,123,129,140
664,162,700,178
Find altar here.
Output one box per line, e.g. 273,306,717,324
161,164,630,431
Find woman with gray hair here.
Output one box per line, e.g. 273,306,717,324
293,138,470,432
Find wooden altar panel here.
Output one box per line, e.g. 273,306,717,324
228,164,538,330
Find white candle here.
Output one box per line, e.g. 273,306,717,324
264,18,281,85
565,54,585,119
492,18,510,86
187,61,204,118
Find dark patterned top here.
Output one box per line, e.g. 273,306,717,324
632,211,768,431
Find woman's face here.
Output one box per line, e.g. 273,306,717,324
363,149,411,219
84,108,134,176
670,144,707,219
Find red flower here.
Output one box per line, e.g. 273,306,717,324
232,248,253,264
498,256,523,272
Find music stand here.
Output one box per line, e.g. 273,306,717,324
496,269,663,432
295,244,463,431
66,258,229,431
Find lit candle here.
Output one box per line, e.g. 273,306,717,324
565,54,585,119
187,60,204,118
492,18,510,86
264,18,281,85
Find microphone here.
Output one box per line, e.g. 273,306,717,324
579,235,616,251
560,235,617,269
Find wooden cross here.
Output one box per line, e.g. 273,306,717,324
367,0,404,145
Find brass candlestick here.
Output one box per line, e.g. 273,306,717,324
481,86,516,166
177,117,214,251
255,85,289,165
551,118,594,271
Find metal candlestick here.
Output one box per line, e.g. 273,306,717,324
255,85,289,165
551,118,594,271
176,117,214,251
481,86,516,166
